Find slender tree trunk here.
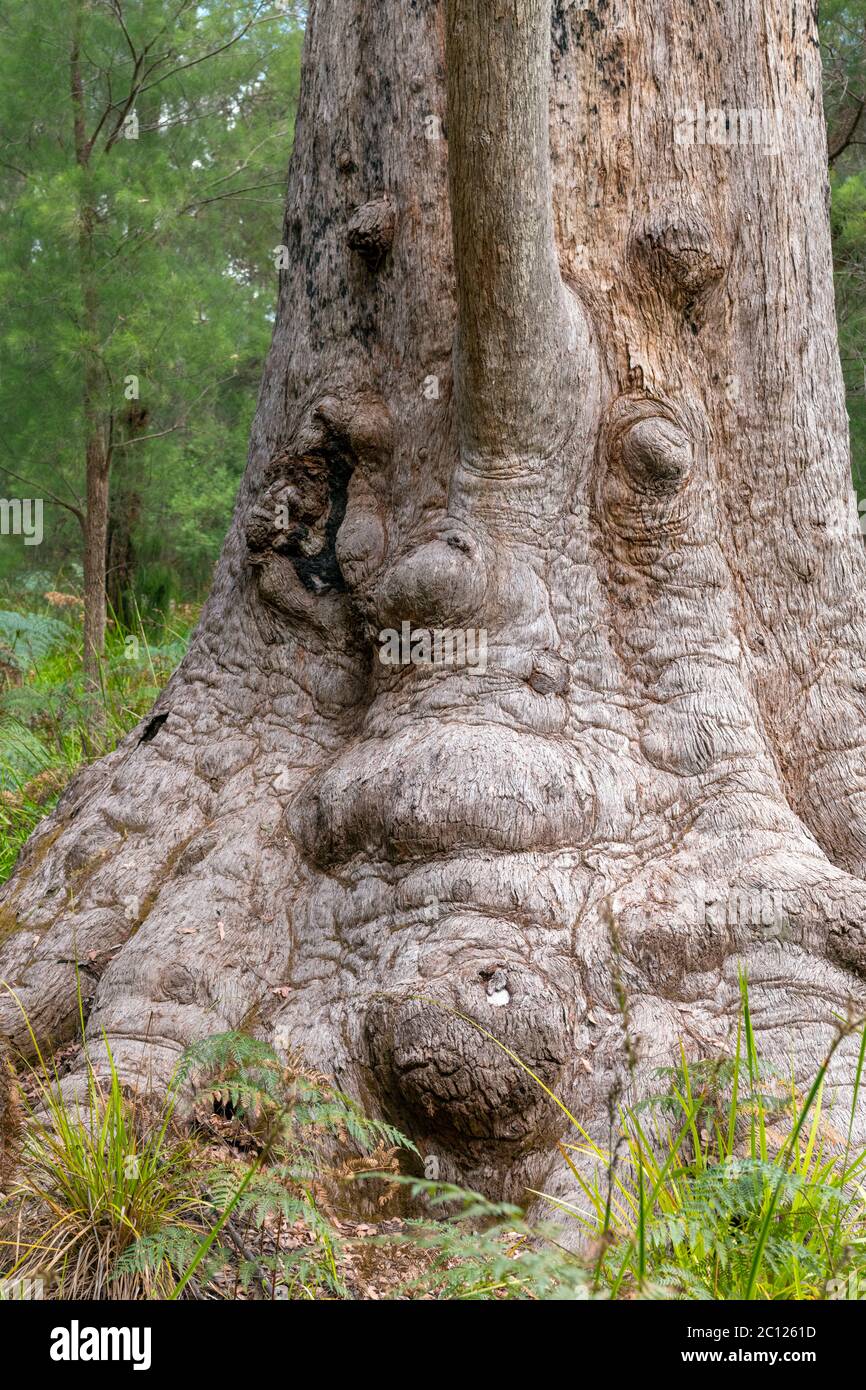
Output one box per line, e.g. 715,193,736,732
4,0,866,1205
81,427,109,700
107,406,146,626
106,484,140,628
71,5,109,722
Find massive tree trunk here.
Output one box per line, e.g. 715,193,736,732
4,0,866,1205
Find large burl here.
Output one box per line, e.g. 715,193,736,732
4,0,866,1213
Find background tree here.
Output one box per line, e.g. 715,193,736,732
822,1,866,494
0,0,302,702
5,0,866,1210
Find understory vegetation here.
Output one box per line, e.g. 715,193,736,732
0,568,197,881
1,974,865,1301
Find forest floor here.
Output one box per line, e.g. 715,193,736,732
4,1031,527,1302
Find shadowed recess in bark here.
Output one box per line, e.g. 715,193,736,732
138,713,169,746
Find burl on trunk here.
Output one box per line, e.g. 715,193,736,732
3,0,866,1204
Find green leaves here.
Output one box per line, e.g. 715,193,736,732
0,719,53,791
542,989,866,1301
0,609,70,667
0,1,303,599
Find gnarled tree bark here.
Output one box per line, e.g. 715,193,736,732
3,0,866,1206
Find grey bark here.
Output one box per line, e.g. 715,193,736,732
3,0,866,1206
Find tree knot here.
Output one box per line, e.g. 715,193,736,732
347,197,396,269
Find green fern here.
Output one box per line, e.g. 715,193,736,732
176,1029,286,1119
121,1030,418,1300
0,610,70,668
0,719,53,789
373,1178,595,1300
177,1030,417,1157
113,1225,229,1288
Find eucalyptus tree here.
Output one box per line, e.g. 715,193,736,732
3,0,866,1202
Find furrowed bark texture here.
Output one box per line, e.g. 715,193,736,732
3,0,866,1206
